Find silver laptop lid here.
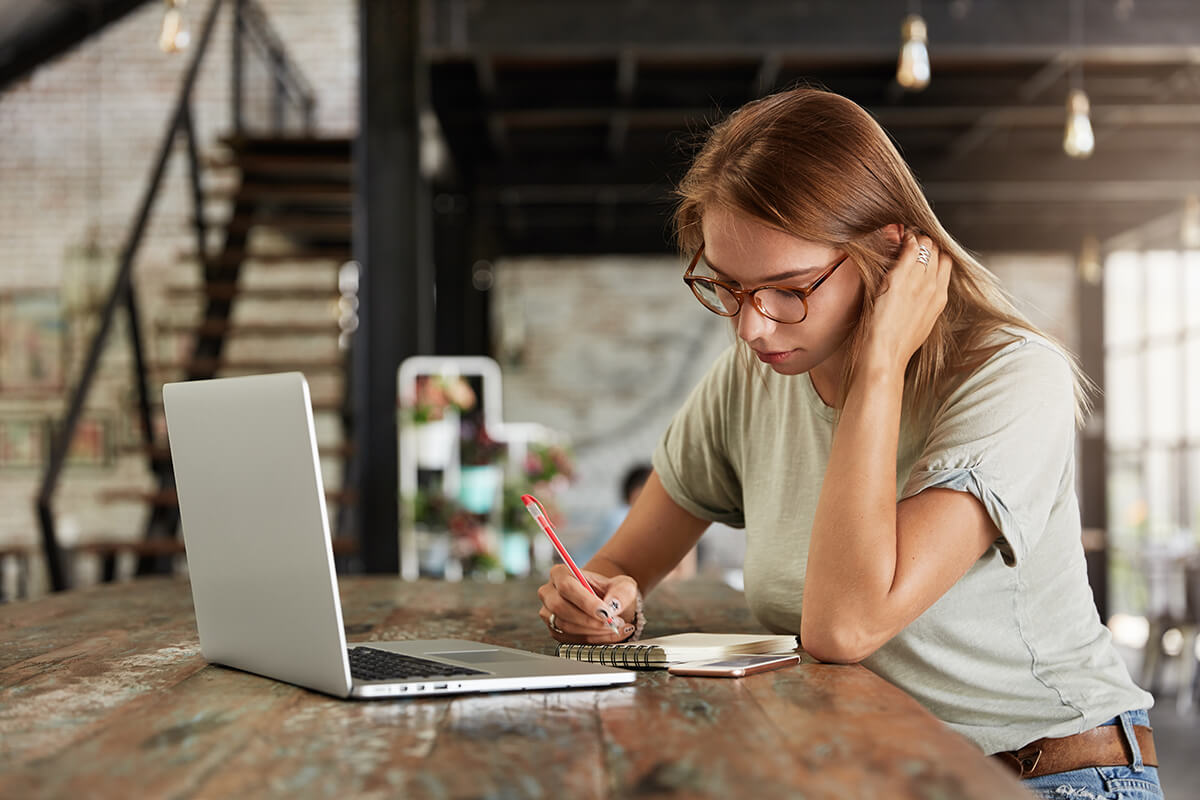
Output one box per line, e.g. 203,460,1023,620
163,372,353,697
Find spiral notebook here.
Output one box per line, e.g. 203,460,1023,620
555,632,799,670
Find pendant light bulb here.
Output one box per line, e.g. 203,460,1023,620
897,15,931,91
159,1,191,53
1182,194,1200,249
1063,88,1094,159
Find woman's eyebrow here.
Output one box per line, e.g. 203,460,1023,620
705,255,822,284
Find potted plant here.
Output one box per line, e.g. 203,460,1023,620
457,419,506,513
523,442,576,491
519,442,577,573
403,375,476,469
499,484,540,577
411,487,501,580
411,487,460,577
452,522,504,582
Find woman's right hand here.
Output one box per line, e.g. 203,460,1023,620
537,564,640,643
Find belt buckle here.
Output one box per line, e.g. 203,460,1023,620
999,745,1043,777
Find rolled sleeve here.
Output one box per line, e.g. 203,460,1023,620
900,338,1078,565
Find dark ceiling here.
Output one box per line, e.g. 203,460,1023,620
4,1,1199,257
426,0,1200,255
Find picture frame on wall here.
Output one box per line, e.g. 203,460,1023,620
0,416,49,469
48,416,116,468
0,290,66,395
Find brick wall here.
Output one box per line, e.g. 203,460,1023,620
491,255,733,552
0,0,356,595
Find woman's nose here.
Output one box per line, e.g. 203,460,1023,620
736,300,774,342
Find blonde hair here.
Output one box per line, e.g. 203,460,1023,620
673,87,1092,425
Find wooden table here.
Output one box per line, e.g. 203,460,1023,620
1,577,1029,799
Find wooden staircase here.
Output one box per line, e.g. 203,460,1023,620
86,136,358,578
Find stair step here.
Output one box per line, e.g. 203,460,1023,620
154,357,345,375
206,153,352,176
209,183,353,205
221,215,352,237
219,135,353,156
98,488,357,507
71,535,358,557
178,247,351,266
166,283,338,300
71,539,188,557
159,320,340,337
145,395,345,413
119,442,353,460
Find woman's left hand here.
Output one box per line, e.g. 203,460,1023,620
862,230,951,372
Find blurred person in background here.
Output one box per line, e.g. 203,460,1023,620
579,463,697,580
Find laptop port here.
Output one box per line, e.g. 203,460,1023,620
433,683,448,689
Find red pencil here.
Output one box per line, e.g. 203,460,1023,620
522,493,620,634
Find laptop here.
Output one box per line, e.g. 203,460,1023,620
162,372,635,699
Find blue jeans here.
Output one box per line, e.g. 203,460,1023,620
1022,710,1164,799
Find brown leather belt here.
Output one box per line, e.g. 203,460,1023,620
992,724,1158,779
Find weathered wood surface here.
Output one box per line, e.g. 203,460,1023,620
0,577,1029,799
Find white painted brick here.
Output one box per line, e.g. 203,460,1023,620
0,0,356,597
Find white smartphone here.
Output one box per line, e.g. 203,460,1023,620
667,653,800,678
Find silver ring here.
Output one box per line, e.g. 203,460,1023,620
548,613,564,634
916,245,932,265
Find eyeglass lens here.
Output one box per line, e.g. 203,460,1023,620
690,281,808,323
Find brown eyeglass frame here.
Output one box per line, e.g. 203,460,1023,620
682,243,848,324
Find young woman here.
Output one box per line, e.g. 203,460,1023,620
535,88,1160,796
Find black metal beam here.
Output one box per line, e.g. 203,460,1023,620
352,0,433,574
497,226,675,256
484,207,1173,257
479,179,1200,209
428,0,1200,58
1077,261,1109,620
435,98,1200,126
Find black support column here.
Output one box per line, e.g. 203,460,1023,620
1078,262,1108,620
433,190,491,356
352,0,433,573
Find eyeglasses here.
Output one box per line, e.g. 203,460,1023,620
683,243,848,324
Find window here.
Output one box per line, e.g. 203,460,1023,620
1104,249,1200,615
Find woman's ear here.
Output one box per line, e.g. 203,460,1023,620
879,223,904,245
875,223,905,260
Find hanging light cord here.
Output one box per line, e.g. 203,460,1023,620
1070,0,1084,94
86,0,103,254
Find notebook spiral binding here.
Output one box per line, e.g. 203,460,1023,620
556,642,661,669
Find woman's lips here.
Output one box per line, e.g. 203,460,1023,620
754,349,796,364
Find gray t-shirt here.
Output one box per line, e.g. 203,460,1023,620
652,333,1152,754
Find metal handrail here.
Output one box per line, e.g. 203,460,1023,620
35,0,317,591
234,0,316,132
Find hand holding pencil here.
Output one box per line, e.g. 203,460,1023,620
527,494,640,642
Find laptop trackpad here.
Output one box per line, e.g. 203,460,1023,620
427,649,524,664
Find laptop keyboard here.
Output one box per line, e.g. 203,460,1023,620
348,646,488,682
